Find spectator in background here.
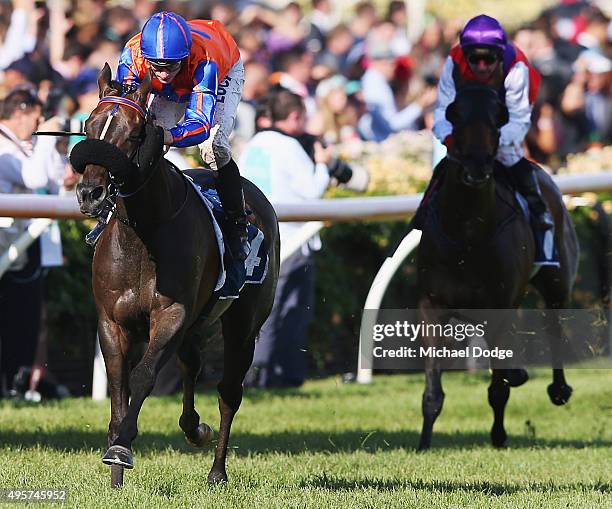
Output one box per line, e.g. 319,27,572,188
385,0,411,56
309,74,363,145
86,38,122,73
305,0,339,54
234,60,270,152
0,0,38,70
575,8,610,55
312,24,354,80
583,54,612,144
102,6,138,47
0,87,66,396
133,0,157,29
516,25,572,165
345,1,379,77
562,50,612,146
410,16,449,81
560,51,603,154
241,89,332,388
52,44,92,95
360,29,436,141
271,46,316,116
240,2,306,57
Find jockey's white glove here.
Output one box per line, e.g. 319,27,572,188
200,124,220,171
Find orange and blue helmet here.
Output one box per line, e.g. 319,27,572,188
140,11,192,62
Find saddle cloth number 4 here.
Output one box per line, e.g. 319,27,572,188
244,229,264,277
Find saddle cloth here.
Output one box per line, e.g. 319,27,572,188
184,173,268,300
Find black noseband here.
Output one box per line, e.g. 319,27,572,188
70,138,136,177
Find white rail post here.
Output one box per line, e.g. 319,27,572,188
357,229,422,384
0,218,52,278
280,221,324,264
91,333,107,401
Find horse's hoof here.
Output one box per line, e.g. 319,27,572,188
208,469,228,484
547,382,573,406
102,445,134,469
503,369,529,387
185,423,214,448
491,425,507,448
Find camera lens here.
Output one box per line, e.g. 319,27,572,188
329,159,353,184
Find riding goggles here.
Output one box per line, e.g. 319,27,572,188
147,59,182,73
467,53,499,66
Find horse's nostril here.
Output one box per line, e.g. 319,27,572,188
91,186,105,201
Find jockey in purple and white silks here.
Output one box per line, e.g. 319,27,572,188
417,14,553,230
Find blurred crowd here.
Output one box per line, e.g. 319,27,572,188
0,0,609,170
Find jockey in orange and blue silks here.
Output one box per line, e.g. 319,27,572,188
428,14,553,230
112,11,250,259
117,14,240,149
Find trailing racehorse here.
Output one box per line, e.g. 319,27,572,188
415,84,579,450
72,64,279,487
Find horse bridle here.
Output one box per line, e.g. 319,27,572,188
95,95,151,188
97,95,147,143
93,95,190,229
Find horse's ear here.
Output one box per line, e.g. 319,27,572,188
132,71,152,106
446,101,460,126
98,63,113,98
497,103,509,128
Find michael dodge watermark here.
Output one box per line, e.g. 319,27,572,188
359,309,612,370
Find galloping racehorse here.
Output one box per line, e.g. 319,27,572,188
72,64,279,487
416,84,579,450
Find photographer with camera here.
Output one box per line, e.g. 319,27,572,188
240,88,338,388
0,87,66,397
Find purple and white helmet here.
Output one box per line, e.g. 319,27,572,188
460,14,507,52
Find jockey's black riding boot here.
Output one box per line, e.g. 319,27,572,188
217,158,250,261
85,197,116,246
511,158,554,230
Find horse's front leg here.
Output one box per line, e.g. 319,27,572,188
488,368,510,447
103,303,187,471
98,316,130,488
417,302,445,451
418,358,444,451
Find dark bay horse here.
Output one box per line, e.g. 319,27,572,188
416,84,579,450
72,64,279,487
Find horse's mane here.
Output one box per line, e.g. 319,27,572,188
456,82,499,100
451,84,506,129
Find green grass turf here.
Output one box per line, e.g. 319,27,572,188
0,369,610,508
